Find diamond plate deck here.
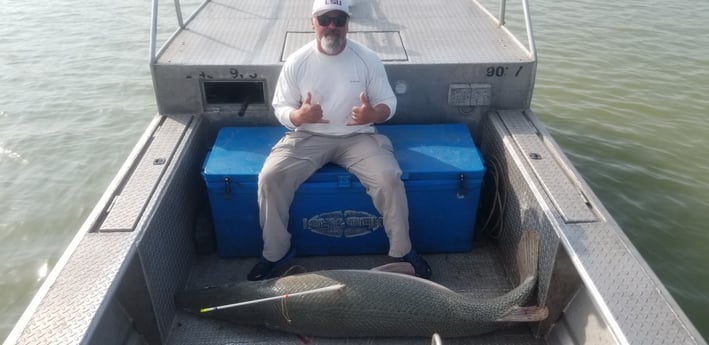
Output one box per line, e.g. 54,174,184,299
12,232,137,345
497,111,598,223
156,0,531,66
100,116,192,232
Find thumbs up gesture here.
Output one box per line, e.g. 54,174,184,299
348,92,389,126
290,92,329,126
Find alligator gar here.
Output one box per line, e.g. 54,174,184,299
175,230,547,337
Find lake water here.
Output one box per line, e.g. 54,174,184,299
1,0,708,341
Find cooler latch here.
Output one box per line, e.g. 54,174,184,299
223,177,232,199
457,173,466,199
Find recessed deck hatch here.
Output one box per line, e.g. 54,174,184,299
282,31,408,62
203,81,266,105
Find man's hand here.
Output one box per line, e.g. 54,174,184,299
290,92,329,127
348,92,389,126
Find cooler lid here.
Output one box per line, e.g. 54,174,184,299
202,124,485,183
203,126,286,183
377,124,485,181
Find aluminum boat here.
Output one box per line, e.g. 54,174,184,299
4,0,706,344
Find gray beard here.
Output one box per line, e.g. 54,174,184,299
321,35,344,54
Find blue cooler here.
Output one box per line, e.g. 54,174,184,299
202,124,486,257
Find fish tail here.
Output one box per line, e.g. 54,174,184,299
496,230,548,322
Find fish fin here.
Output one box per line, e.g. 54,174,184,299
281,265,307,277
497,305,549,322
517,230,540,283
371,262,416,275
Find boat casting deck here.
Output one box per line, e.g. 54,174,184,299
156,0,533,66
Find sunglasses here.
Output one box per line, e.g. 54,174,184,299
316,14,348,27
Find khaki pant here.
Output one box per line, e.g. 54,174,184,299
258,131,412,261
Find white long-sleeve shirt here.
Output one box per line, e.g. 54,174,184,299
272,39,397,136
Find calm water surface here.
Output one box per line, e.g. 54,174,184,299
1,0,708,341
532,0,709,337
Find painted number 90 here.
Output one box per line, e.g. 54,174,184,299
486,66,524,77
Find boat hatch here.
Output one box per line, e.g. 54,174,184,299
202,81,266,115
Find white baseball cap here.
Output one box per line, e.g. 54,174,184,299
312,0,350,17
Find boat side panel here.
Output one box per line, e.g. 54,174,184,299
478,111,563,310
479,110,617,342
129,114,206,341
480,110,706,345
152,60,535,123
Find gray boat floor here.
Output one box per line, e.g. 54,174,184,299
167,235,544,345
